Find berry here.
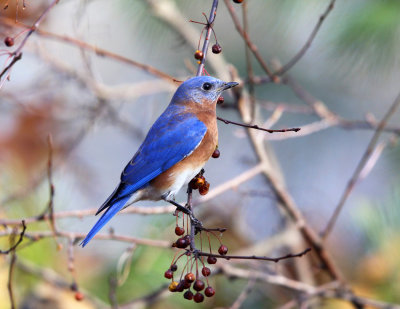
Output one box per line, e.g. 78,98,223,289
199,182,210,195
185,272,195,283
212,148,220,158
4,37,14,47
164,269,173,279
193,280,205,291
218,244,228,255
74,291,84,301
189,178,199,190
169,281,179,292
176,237,188,248
176,281,185,292
212,43,222,54
205,286,215,297
184,235,191,243
184,290,194,300
207,256,217,264
217,96,224,105
202,267,211,277
233,0,244,3
193,292,204,303
195,176,205,187
183,280,192,289
194,50,203,60
170,264,178,272
175,226,185,236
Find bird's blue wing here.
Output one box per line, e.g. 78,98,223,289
81,108,207,247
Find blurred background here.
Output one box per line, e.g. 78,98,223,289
1,0,400,308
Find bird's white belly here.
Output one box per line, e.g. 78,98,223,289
139,166,204,201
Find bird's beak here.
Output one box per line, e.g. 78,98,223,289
222,82,239,90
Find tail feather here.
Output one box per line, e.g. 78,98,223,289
81,194,131,247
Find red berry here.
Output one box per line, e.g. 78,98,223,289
205,286,215,297
195,175,205,187
212,43,222,54
4,36,14,47
175,226,185,236
184,290,194,300
202,267,211,277
193,292,204,303
218,244,228,255
199,182,210,195
170,264,178,272
217,96,224,105
176,237,188,248
233,0,244,3
212,148,220,158
185,272,195,283
207,256,217,264
193,280,205,291
74,291,84,301
189,178,199,190
164,269,173,279
194,50,203,60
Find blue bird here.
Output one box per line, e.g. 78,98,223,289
81,76,238,247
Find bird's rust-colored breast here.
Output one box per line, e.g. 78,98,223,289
150,104,218,192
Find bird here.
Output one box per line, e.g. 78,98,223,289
81,76,238,247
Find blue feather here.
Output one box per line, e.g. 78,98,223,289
80,194,131,247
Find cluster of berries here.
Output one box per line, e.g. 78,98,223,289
189,173,210,196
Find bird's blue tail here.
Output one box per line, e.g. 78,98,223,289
80,195,131,247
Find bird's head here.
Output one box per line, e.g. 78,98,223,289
172,76,238,106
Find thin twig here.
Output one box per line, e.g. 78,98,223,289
274,0,336,76
0,220,26,254
196,0,219,76
217,116,300,133
197,247,311,263
223,0,273,78
322,91,400,239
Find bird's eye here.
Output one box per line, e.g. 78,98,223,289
202,82,212,91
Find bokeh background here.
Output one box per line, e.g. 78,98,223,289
1,0,400,308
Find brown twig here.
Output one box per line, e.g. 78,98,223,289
7,250,17,309
217,116,300,133
322,91,400,239
0,0,60,85
197,247,311,263
0,220,26,254
274,0,336,76
223,0,273,78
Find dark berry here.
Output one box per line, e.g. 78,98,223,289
212,43,222,54
176,281,185,292
212,148,220,158
233,0,244,3
176,237,188,248
217,96,224,105
189,178,200,190
175,226,185,236
169,281,178,292
205,286,215,297
4,36,14,47
184,235,191,243
194,50,203,60
185,272,195,283
202,267,211,277
184,290,194,300
218,244,228,255
207,256,217,264
170,264,178,272
74,291,84,301
183,280,192,289
193,292,204,303
164,269,173,279
193,279,205,291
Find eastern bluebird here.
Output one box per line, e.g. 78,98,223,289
81,76,238,247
